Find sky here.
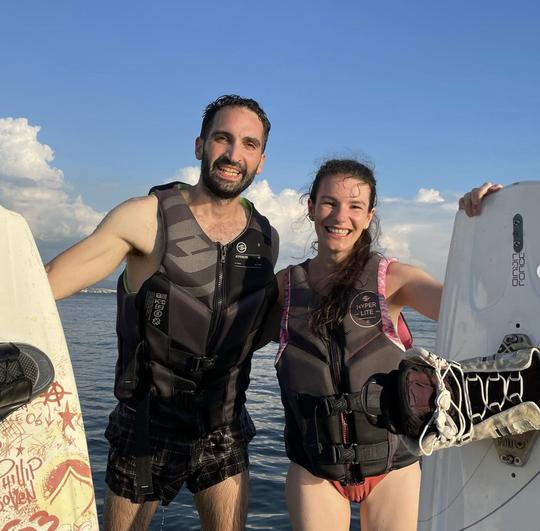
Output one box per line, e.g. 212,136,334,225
1,0,539,283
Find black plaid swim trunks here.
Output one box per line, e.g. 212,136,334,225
104,402,256,505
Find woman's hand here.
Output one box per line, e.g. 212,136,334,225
458,182,503,216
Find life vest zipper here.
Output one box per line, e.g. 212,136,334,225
206,243,227,353
329,328,358,483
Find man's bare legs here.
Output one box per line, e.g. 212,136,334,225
103,486,160,531
360,462,420,531
104,471,249,531
285,462,351,531
195,471,250,531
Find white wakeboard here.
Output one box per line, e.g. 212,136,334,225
418,182,540,531
0,206,99,529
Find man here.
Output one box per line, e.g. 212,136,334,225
46,95,279,531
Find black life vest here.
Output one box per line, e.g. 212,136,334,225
114,181,277,436
276,255,418,484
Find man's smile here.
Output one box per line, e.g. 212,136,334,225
216,164,242,178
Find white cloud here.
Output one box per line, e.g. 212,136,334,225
245,180,314,268
378,224,414,261
0,117,104,242
165,165,199,185
416,187,444,203
377,192,457,280
0,118,64,188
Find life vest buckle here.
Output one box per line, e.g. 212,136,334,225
188,356,214,373
331,443,360,464
321,394,351,416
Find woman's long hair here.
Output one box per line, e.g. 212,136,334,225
307,159,379,338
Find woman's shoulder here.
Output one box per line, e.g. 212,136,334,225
385,261,419,295
276,260,309,281
275,260,312,305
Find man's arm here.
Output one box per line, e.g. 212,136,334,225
46,195,158,300
251,228,281,350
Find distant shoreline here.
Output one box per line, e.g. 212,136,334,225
80,288,116,294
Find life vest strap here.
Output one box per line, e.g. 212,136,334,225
134,395,154,496
299,392,366,417
309,441,389,465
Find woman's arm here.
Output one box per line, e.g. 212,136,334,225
386,262,442,321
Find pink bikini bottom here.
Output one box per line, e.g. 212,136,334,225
331,473,387,503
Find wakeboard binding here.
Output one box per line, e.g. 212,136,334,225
364,341,540,457
0,342,55,421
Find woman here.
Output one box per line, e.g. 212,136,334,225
274,159,498,531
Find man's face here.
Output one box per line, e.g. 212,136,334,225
195,106,266,199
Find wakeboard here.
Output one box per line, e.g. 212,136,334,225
418,182,540,531
0,206,98,530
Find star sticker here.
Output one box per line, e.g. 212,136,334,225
58,402,77,433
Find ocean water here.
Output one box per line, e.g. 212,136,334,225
57,293,437,530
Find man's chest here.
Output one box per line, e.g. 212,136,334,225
196,218,247,245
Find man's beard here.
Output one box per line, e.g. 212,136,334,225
200,153,257,200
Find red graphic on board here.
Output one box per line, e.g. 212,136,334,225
44,459,95,517
0,456,43,514
1,418,24,440
58,403,77,433
42,382,71,407
1,510,59,531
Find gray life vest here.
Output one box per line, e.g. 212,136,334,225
276,255,418,484
114,181,278,436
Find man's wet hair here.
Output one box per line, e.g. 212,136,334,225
200,95,271,151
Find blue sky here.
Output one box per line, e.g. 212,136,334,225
1,1,539,279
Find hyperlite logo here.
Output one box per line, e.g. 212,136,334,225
349,290,381,327
144,291,169,330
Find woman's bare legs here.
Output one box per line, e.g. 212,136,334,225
360,462,421,531
285,462,351,531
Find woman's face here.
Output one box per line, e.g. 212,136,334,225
308,173,375,261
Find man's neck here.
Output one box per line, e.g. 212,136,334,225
186,181,245,216
181,181,249,244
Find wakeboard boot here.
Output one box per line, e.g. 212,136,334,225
365,347,540,456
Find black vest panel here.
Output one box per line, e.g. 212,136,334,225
276,255,418,484
115,182,277,434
